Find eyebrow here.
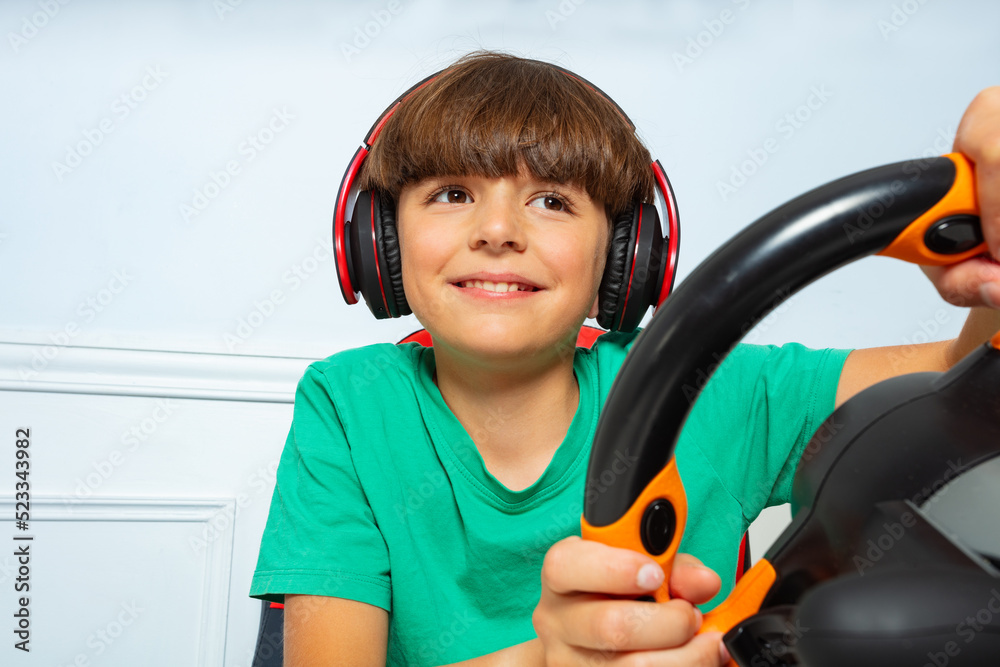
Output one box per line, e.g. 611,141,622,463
520,176,592,200
410,173,596,204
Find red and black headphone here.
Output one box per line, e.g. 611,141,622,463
333,61,681,333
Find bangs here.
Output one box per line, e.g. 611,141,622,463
356,51,655,222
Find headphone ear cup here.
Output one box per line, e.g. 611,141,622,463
597,203,638,331
349,190,401,319
377,192,411,318
597,202,665,332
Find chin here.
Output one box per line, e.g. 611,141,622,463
434,318,580,365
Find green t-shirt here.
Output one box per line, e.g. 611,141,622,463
250,330,851,666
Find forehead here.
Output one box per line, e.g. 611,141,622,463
361,66,650,215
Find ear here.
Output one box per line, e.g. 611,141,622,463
587,294,600,320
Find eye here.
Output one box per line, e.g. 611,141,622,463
528,193,568,212
430,188,470,204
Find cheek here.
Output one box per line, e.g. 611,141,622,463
547,230,606,293
396,220,418,295
399,229,425,290
398,223,451,302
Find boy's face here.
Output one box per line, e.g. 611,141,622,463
396,170,610,364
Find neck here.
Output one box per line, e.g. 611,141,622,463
432,343,580,490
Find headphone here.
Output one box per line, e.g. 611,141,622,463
333,61,681,333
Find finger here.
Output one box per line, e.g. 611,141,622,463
628,631,729,667
921,256,1000,308
553,595,700,652
976,153,1000,261
669,554,723,605
953,86,1000,259
542,536,667,597
563,631,729,667
983,281,1000,310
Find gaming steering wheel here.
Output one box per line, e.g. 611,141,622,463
582,153,1000,666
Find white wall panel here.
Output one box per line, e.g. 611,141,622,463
0,343,305,664
0,498,234,666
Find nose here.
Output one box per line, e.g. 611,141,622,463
469,190,527,253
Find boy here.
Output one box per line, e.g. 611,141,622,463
251,51,1000,666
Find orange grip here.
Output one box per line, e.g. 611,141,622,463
991,329,1000,351
580,459,688,603
877,153,983,266
700,559,777,667
700,558,776,635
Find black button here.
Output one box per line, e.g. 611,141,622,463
640,499,676,556
924,215,983,255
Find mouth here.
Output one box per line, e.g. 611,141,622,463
453,279,541,293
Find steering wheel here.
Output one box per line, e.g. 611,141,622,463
581,153,1000,666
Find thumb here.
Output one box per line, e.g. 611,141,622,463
670,553,722,604
686,631,732,666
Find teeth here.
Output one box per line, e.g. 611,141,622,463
459,280,535,292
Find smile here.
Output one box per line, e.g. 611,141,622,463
456,280,540,293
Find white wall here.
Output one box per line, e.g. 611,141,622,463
1,0,998,664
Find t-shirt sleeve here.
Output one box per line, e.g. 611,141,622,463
249,364,392,610
688,343,853,524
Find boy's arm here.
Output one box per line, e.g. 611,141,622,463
283,595,388,667
835,305,1000,408
441,639,544,667
837,86,1000,408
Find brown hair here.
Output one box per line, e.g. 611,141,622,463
355,50,656,223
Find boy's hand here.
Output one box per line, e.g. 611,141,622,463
921,86,1000,310
533,536,730,666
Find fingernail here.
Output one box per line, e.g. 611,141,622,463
719,639,732,664
980,282,1000,310
693,607,703,629
637,563,663,589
